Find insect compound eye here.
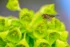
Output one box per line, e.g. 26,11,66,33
42,14,52,20
42,14,48,19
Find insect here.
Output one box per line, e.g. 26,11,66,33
42,14,55,20
42,14,59,20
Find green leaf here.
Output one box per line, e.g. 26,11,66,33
11,18,21,27
40,4,57,15
55,39,68,47
27,12,43,32
0,31,8,40
32,21,47,39
6,27,22,43
5,43,15,47
59,31,68,41
16,33,29,47
34,39,50,47
0,16,10,32
47,30,60,45
19,8,34,28
0,37,6,47
6,0,21,11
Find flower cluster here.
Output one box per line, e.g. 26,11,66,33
0,0,69,47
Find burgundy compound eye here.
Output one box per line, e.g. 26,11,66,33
42,14,47,19
42,14,50,19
